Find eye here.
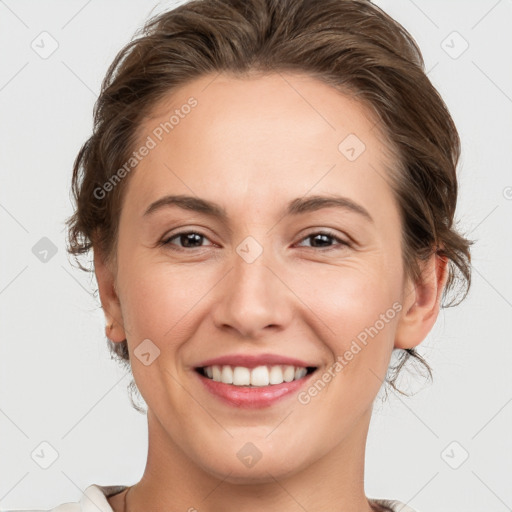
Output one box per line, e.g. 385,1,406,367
161,231,213,250
296,230,350,250
160,229,350,252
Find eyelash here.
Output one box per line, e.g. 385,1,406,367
160,229,350,252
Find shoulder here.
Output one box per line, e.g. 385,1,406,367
4,484,127,512
371,498,421,512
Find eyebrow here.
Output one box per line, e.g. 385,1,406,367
143,194,374,223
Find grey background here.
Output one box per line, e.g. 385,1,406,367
0,0,511,510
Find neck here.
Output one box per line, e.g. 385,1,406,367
121,407,377,512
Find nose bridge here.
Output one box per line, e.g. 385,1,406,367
213,237,291,337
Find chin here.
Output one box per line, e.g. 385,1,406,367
193,440,313,484
204,459,306,485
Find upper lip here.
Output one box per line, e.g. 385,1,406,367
195,353,318,369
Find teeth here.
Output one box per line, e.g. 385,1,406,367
221,365,233,384
203,364,312,387
283,365,295,382
295,367,307,380
269,365,284,384
212,365,222,381
233,366,251,385
251,366,269,386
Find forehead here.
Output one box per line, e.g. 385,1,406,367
126,72,398,220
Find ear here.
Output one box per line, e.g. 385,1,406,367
93,248,127,343
394,250,449,349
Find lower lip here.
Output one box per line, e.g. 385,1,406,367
196,370,316,409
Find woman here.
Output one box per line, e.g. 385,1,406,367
19,0,472,510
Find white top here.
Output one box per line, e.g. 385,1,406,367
9,484,420,512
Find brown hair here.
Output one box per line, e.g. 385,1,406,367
66,0,473,410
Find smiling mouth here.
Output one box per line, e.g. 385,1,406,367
196,364,317,387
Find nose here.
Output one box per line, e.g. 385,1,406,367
212,249,293,339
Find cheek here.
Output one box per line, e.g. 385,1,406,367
288,257,402,394
115,258,208,402
118,261,204,338
293,257,400,336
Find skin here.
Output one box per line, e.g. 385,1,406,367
95,72,448,512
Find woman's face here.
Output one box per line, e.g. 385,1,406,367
102,72,422,482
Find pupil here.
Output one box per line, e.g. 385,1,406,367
183,233,202,247
313,234,330,247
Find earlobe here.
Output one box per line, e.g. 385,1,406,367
93,248,127,343
394,251,449,350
